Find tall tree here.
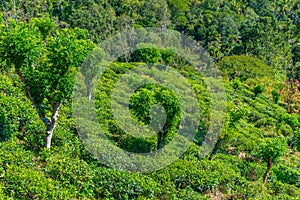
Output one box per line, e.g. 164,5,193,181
238,16,293,72
67,0,116,43
0,17,94,148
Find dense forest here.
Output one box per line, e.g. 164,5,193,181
0,0,299,199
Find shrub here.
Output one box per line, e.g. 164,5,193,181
3,165,74,199
0,141,33,168
217,55,275,81
272,89,280,103
273,164,300,187
253,84,265,97
153,158,245,194
130,48,162,63
44,154,95,197
93,168,162,199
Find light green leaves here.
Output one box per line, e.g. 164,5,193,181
0,20,43,69
258,137,288,163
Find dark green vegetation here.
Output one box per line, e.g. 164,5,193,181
0,0,300,199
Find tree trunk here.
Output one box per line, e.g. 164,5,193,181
46,123,55,149
209,138,224,160
45,103,60,149
274,0,279,18
157,130,166,150
86,82,92,101
263,158,273,184
157,121,171,150
69,0,72,13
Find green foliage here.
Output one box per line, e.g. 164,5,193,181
272,89,280,103
0,17,95,148
1,18,94,105
31,16,56,39
0,141,33,168
45,28,94,102
80,47,105,82
3,165,74,199
238,16,294,71
0,74,40,142
273,164,300,187
253,84,265,97
130,48,162,63
294,129,300,151
130,84,180,126
257,138,288,164
0,1,300,199
67,1,116,43
166,158,244,193
0,19,43,69
95,60,209,152
217,55,276,81
93,168,162,199
45,154,95,197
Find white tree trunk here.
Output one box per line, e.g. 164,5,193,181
87,83,92,101
46,103,60,149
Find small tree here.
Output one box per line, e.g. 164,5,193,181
0,17,94,148
80,47,105,101
209,103,247,159
130,84,180,150
257,138,288,184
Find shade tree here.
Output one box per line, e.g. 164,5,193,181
256,137,288,184
0,17,95,148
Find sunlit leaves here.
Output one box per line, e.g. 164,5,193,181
0,20,43,69
258,138,288,163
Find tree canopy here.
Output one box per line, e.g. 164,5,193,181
0,0,299,199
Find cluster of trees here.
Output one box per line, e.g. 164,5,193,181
0,0,299,199
0,1,299,75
